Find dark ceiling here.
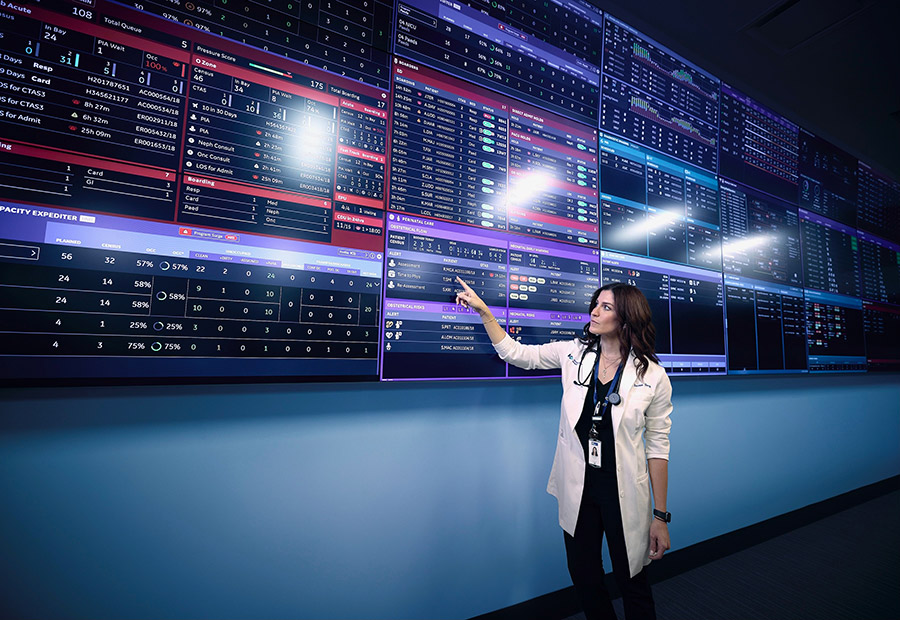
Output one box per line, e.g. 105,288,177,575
588,0,900,179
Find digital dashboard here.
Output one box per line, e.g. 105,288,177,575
0,0,896,384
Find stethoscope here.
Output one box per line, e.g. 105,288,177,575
573,346,596,388
573,346,624,414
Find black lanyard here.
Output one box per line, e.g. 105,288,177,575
592,356,624,424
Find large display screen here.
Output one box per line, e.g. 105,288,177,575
601,251,726,375
798,129,858,228
0,206,383,381
858,231,900,306
804,289,866,373
724,275,807,374
863,302,900,372
0,0,387,383
719,178,802,286
599,133,720,271
121,0,395,88
799,209,860,298
719,84,798,204
857,161,900,244
394,0,603,125
0,0,896,384
599,14,719,173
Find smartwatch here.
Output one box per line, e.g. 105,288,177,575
653,509,671,523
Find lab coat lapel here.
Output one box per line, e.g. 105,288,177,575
568,346,596,430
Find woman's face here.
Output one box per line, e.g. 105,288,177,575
589,290,621,337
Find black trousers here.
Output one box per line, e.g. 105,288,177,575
564,487,656,620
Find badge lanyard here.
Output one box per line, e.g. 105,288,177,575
588,357,624,469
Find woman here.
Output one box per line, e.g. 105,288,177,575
455,276,672,620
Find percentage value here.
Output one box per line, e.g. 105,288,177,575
128,342,146,350
133,300,151,309
130,322,148,329
136,259,154,268
171,263,189,271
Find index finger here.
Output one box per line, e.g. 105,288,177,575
455,276,473,292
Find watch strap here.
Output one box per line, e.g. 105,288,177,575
653,509,671,523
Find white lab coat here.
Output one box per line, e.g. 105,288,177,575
493,335,673,578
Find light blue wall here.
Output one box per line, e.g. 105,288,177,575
1,374,898,619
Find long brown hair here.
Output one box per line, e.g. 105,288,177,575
579,283,659,379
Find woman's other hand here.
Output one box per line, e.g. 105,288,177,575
648,519,670,560
455,276,489,316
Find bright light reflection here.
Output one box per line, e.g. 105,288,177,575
722,234,773,255
289,117,334,170
618,211,678,241
507,171,554,208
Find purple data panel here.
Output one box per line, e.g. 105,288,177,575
380,213,598,380
506,238,599,377
0,204,383,383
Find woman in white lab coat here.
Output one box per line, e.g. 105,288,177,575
455,277,672,620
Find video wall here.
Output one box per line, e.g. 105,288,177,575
0,0,897,383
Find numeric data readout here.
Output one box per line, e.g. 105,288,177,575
507,102,599,246
857,161,900,244
449,0,604,68
0,205,382,384
724,275,807,374
719,178,802,286
601,251,726,375
798,129,857,228
0,3,187,219
800,209,860,298
863,302,900,372
389,59,508,230
719,84,798,203
598,134,720,271
394,0,601,125
118,0,394,89
0,3,189,171
804,289,866,373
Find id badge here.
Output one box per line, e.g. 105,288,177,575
588,438,601,468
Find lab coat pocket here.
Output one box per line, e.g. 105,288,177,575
630,392,653,431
